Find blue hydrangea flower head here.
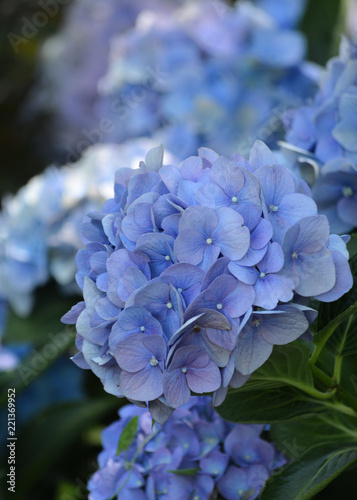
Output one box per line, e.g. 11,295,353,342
64,142,353,419
88,397,284,500
282,37,357,233
95,0,314,158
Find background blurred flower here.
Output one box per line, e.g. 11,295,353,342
282,37,357,233
88,397,285,500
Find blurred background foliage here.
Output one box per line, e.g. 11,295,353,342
0,0,354,499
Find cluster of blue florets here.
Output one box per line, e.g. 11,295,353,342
63,142,352,418
88,397,285,500
97,0,314,158
33,0,315,161
31,0,180,157
282,38,357,233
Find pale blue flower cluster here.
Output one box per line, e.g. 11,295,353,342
97,0,314,158
88,397,285,500
0,141,166,332
282,38,357,233
63,142,352,418
31,0,180,158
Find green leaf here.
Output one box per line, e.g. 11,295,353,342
116,415,139,456
236,344,314,393
167,468,201,476
216,345,330,423
271,415,357,460
312,299,357,363
327,317,357,357
55,482,80,500
300,0,343,65
14,397,119,498
216,386,326,424
261,444,357,500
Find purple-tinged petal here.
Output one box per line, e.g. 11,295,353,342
189,332,231,368
235,327,273,375
214,207,250,260
95,297,121,321
328,234,349,259
120,364,163,401
127,171,161,206
249,140,278,169
270,193,317,239
117,267,148,303
200,450,229,477
148,398,174,425
198,147,219,166
174,229,206,265
232,244,269,267
187,360,221,394
159,164,182,194
255,164,295,206
83,276,104,316
168,346,210,371
294,215,330,253
202,256,230,290
71,352,90,370
114,333,166,373
180,156,204,181
195,182,231,209
250,218,273,250
258,306,308,344
314,249,353,302
228,264,258,285
254,274,294,310
178,206,218,237
61,301,85,324
109,306,163,347
230,370,251,389
258,242,284,273
292,247,336,297
163,369,190,408
211,156,245,196
223,280,255,318
160,263,204,305
337,195,357,227
121,203,155,243
136,233,175,277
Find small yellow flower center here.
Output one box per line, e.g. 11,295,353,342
150,356,158,366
